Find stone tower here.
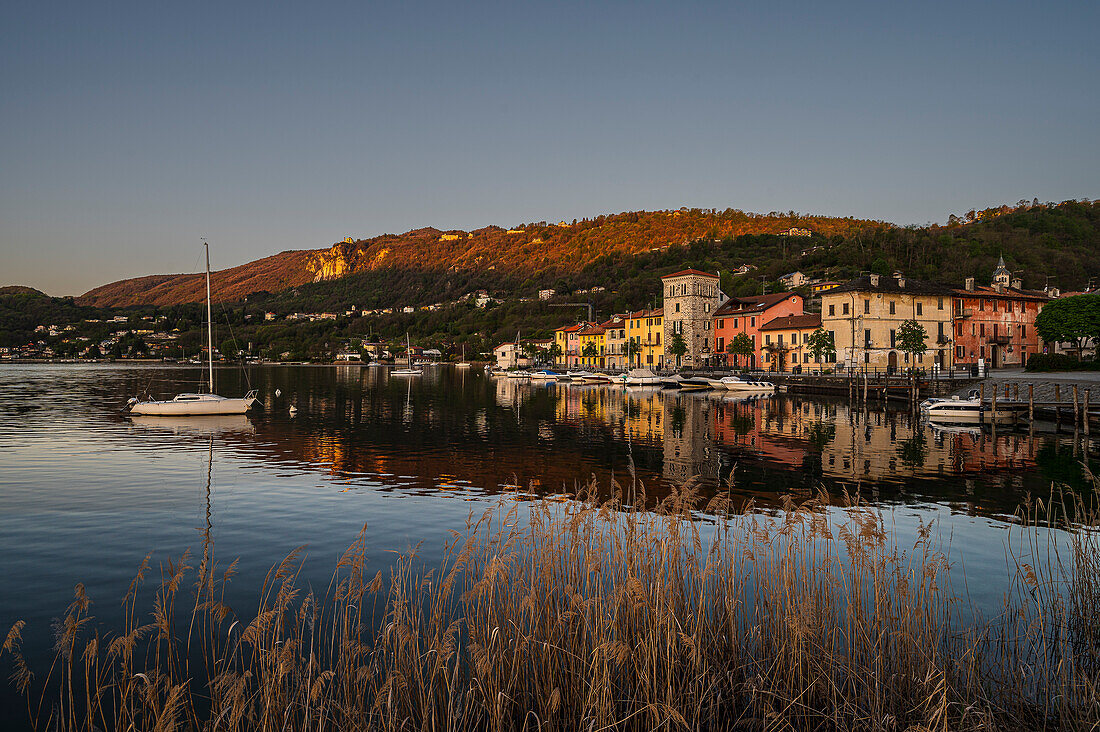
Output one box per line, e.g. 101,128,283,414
661,269,721,369
992,255,1011,287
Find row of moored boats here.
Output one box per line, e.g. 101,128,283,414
493,368,778,394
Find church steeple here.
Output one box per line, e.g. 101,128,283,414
992,255,1011,287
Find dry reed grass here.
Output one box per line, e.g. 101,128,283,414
3,476,1099,731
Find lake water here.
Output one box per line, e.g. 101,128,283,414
0,363,1095,723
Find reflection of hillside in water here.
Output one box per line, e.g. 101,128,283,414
124,366,1096,519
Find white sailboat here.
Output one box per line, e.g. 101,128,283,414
455,344,471,368
128,241,258,416
392,333,423,376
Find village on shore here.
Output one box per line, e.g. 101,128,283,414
495,257,1079,374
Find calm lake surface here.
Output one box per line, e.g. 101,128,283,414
0,363,1096,722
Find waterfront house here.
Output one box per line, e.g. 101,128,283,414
821,274,955,372
951,260,1049,369
577,325,607,368
713,293,804,369
601,315,629,369
778,271,809,289
553,322,589,367
759,313,825,372
625,308,664,368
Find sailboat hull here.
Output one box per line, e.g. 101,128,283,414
130,397,257,416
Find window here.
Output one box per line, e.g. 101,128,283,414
938,297,944,310
980,323,985,337
916,302,923,316
864,300,870,314
750,317,756,327
1006,301,1012,312
979,300,984,311
889,301,896,315
980,345,985,358
717,319,724,328
864,328,872,347
777,334,783,346
716,337,724,352
828,304,835,316
804,353,810,363
938,322,945,340
791,333,797,343
765,334,772,345
733,318,738,328
704,303,710,313
890,329,896,348
675,303,680,313
956,345,964,359
992,301,997,312
656,333,661,345
1021,324,1026,337
843,302,850,315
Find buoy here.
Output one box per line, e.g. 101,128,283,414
275,388,282,397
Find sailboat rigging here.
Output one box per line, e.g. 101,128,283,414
127,241,258,415
391,333,423,376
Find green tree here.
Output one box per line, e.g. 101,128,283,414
623,338,640,367
726,332,754,369
806,327,836,364
668,332,688,368
896,319,928,364
220,339,238,361
1035,293,1100,359
581,340,598,362
547,342,563,364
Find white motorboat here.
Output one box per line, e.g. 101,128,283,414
529,369,563,380
567,371,595,382
719,375,778,394
660,374,686,388
921,390,1026,425
580,372,613,383
506,370,531,379
623,368,662,386
128,241,258,416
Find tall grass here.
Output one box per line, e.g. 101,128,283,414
4,478,1099,731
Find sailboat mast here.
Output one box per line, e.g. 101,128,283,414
204,240,214,394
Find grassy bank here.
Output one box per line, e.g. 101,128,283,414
4,479,1099,731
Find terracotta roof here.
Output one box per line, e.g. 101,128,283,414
759,313,822,331
660,268,719,280
714,292,799,316
577,325,606,336
627,308,664,319
953,285,1050,302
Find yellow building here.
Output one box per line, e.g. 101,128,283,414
577,325,607,367
821,274,954,371
810,281,842,295
625,308,665,368
759,313,829,372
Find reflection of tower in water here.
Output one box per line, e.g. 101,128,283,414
662,394,718,485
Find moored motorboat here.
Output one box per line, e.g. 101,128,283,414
529,369,563,380
719,375,777,394
506,370,531,379
580,372,613,383
678,377,713,391
661,374,685,388
623,368,662,386
921,389,1027,425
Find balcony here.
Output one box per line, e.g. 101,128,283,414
986,335,1010,345
936,335,952,345
958,309,973,318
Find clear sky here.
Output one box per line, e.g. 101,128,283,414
2,0,1097,296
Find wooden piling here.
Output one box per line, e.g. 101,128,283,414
1074,384,1080,427
1028,383,1034,421
1014,383,1019,401
991,386,997,427
1055,384,1061,425
1085,388,1091,436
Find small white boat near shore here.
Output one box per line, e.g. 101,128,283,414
921,390,1027,425
623,368,662,386
719,375,777,394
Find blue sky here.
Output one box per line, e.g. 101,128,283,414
2,0,1097,295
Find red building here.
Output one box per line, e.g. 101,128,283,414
712,292,804,368
951,258,1049,369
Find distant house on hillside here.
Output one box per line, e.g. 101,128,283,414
779,227,813,237
779,271,809,289
538,288,556,300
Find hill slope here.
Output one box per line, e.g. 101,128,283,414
78,209,887,307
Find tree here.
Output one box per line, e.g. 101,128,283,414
668,332,688,368
220,339,238,361
1035,293,1100,359
581,340,598,363
726,332,754,369
896,319,928,363
806,327,836,365
623,338,640,367
547,342,563,364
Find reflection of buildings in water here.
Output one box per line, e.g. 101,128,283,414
622,389,664,443
663,393,718,485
